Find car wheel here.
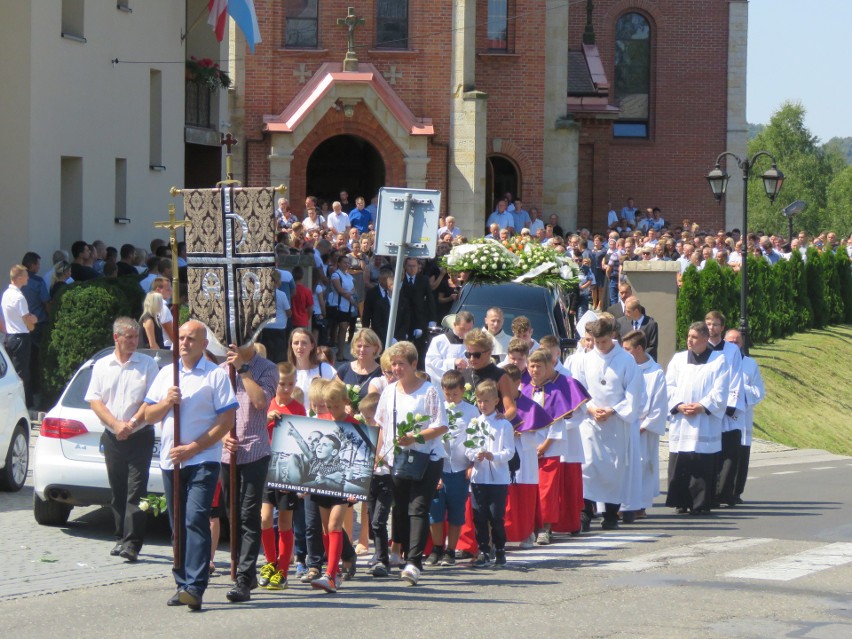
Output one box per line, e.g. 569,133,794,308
0,423,29,492
33,492,73,526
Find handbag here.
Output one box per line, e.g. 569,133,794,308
391,387,431,481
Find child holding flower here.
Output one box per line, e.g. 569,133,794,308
466,380,516,567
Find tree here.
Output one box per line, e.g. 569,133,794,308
746,102,845,236
825,165,852,236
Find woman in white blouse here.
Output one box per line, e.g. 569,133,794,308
375,341,448,586
288,328,336,403
302,206,325,231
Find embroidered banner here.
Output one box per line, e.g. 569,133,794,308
183,186,277,347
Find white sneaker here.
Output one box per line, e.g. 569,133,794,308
519,533,536,550
536,531,551,546
400,563,420,586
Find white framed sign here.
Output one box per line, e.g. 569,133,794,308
374,187,442,259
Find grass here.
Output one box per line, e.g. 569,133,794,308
750,324,852,456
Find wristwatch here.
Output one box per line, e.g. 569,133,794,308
237,364,251,374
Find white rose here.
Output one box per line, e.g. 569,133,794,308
352,385,361,393
139,501,150,512
446,402,456,409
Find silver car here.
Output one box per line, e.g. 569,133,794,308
32,348,170,526
0,343,31,492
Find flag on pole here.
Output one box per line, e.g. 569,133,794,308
207,0,262,53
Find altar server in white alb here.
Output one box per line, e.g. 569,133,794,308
572,316,644,530
620,330,668,517
424,311,474,386
665,321,730,515
724,329,765,504
704,310,745,507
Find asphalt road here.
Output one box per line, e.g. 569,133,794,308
1,439,850,639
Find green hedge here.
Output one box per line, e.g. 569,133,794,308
676,250,851,349
42,276,146,396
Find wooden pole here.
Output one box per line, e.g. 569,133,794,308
154,204,190,570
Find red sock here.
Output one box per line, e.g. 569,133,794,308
261,526,276,565
327,530,343,579
277,528,294,572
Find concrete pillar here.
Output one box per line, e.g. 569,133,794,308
622,261,681,369
448,0,487,238
542,0,577,231
725,1,749,231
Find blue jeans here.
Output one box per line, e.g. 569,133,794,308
292,497,306,563
162,462,220,599
608,277,619,306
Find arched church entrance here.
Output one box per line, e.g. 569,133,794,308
485,155,521,227
306,135,386,207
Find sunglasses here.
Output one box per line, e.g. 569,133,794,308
464,351,484,359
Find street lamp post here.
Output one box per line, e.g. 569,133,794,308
706,151,784,355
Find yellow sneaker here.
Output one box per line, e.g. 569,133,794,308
258,561,276,587
266,569,288,590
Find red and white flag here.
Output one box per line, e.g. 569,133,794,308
207,0,228,42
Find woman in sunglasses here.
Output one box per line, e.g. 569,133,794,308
462,329,517,422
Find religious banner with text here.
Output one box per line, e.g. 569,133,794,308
267,414,379,501
183,186,277,348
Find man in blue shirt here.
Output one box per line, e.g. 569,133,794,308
487,199,514,232
349,197,372,234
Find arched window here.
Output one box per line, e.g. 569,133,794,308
613,12,651,138
284,0,318,49
376,0,409,49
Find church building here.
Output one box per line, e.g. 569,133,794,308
229,0,748,236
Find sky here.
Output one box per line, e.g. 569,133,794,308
747,1,852,143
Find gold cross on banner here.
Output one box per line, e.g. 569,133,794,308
154,204,191,305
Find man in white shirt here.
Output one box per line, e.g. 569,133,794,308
144,320,238,611
483,307,512,355
1,264,37,402
437,215,462,239
326,201,351,234
620,197,638,226
86,317,159,562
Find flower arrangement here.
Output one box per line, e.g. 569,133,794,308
138,494,167,517
186,57,231,92
442,239,520,279
440,238,579,289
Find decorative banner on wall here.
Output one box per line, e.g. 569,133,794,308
267,415,379,501
183,186,277,348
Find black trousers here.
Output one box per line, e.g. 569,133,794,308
666,451,715,512
584,499,620,523
391,459,443,569
221,455,270,584
101,426,155,551
5,333,31,405
734,444,751,498
470,483,508,554
716,429,742,506
367,474,394,566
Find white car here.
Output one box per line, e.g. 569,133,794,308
32,347,170,526
0,343,31,492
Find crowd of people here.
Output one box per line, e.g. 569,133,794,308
11,189,848,612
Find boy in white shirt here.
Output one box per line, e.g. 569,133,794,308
466,380,515,567
426,371,479,566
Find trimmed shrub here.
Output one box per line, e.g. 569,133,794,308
805,248,828,328
788,251,812,331
44,286,123,393
676,265,702,350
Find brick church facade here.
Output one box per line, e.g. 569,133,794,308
229,0,748,236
